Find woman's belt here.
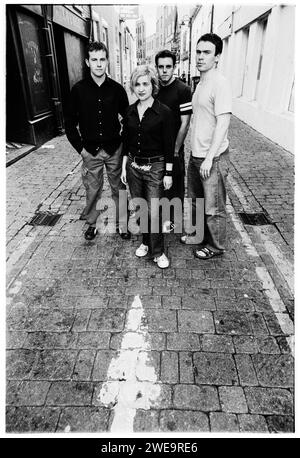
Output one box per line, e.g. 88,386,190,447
128,154,164,165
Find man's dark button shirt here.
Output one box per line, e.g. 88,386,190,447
122,99,175,164
65,75,129,156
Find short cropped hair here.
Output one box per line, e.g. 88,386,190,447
86,41,109,59
130,65,159,96
197,33,223,56
155,49,176,66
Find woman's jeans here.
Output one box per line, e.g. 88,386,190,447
187,149,230,253
127,159,165,258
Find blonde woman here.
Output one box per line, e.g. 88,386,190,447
121,65,175,268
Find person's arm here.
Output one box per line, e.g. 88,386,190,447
121,111,129,185
200,113,231,178
174,114,191,155
162,108,176,190
119,85,130,118
121,155,128,185
175,85,192,155
64,86,83,154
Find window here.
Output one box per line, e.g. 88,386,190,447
254,17,268,101
240,27,249,97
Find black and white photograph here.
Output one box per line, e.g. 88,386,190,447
4,0,296,439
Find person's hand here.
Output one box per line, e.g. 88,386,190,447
121,168,127,185
163,176,173,190
200,158,213,179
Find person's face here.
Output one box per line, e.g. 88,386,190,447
196,41,219,73
133,75,153,101
85,50,108,78
156,57,175,84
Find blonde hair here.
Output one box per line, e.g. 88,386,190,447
130,65,159,96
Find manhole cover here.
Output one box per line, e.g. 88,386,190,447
238,212,273,226
28,212,62,226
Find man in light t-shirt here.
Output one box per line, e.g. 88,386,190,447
181,33,232,259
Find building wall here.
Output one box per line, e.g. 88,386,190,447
190,4,295,152
146,34,156,65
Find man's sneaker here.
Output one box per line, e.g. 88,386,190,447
135,243,149,257
84,226,98,240
154,253,169,269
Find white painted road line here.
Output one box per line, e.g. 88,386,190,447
227,203,294,355
98,295,161,432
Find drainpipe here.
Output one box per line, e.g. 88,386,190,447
188,18,192,85
210,4,214,32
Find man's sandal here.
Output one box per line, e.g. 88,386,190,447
180,233,202,245
194,247,223,259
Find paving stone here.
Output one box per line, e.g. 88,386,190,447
234,354,258,386
276,337,292,354
256,336,280,354
140,295,162,309
167,333,200,351
76,332,110,349
162,296,181,309
210,412,239,432
181,296,216,310
233,335,258,353
72,350,96,380
76,296,109,308
265,415,294,433
214,311,252,335
193,352,238,385
88,309,126,332
6,406,61,432
6,331,27,349
152,286,171,296
6,349,37,379
57,407,110,432
219,386,248,413
173,384,220,411
149,384,173,409
6,380,51,406
178,311,214,333
201,334,234,353
161,351,178,383
179,352,195,383
160,410,209,432
24,331,78,349
46,381,94,405
263,313,286,336
251,354,294,387
248,312,269,336
92,350,118,381
133,409,160,432
71,310,91,331
238,414,269,432
244,387,293,415
215,298,237,310
30,350,77,380
145,310,177,332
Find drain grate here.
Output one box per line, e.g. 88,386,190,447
28,212,62,226
238,212,273,226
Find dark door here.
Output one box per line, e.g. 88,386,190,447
6,15,30,143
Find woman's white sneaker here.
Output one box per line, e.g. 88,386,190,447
154,253,169,269
135,243,149,257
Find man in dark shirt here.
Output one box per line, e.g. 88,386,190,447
155,50,192,232
65,41,130,240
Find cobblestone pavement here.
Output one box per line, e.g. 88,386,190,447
6,117,294,434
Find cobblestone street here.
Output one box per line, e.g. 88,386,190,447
6,117,294,434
